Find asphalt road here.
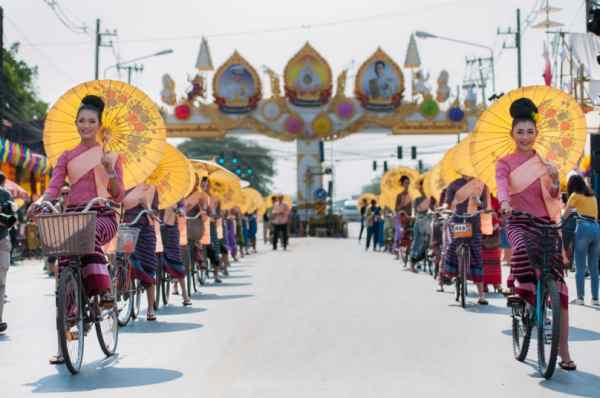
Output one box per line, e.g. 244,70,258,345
1,225,600,397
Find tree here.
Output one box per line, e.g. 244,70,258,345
178,137,275,196
361,176,381,195
1,43,48,124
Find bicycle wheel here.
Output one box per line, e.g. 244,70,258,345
537,278,561,379
56,267,85,374
95,295,119,357
115,261,133,327
461,247,469,308
511,300,533,361
162,272,171,306
132,279,142,320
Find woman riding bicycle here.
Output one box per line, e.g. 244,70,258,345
123,183,159,320
160,202,192,306
443,171,489,305
32,95,124,364
496,97,575,371
408,178,432,273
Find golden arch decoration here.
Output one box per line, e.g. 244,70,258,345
212,51,262,114
355,48,405,112
284,42,333,107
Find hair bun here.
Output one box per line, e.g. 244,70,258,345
509,97,538,120
81,95,105,114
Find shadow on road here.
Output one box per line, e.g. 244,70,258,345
540,369,600,397
0,334,10,342
26,356,182,393
120,321,202,334
464,304,511,316
192,293,254,301
501,327,600,342
155,306,207,316
224,274,251,279
209,282,252,287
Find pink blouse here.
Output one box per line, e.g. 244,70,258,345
496,151,559,219
46,143,125,206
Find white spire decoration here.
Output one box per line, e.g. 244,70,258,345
195,37,214,71
404,33,421,69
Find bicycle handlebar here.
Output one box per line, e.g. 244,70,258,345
121,208,160,226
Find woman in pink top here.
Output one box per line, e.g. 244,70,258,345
496,97,575,371
34,95,124,364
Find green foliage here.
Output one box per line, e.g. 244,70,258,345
2,43,48,122
361,176,381,195
178,136,275,196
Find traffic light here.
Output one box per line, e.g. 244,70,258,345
235,167,242,176
246,166,254,176
372,160,377,171
319,140,325,162
411,146,417,160
383,161,389,172
418,159,423,172
231,152,239,165
217,153,225,165
397,146,403,159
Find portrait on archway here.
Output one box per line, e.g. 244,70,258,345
355,48,404,112
213,52,262,114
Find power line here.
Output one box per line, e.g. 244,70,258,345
21,0,474,47
3,14,75,83
41,0,89,35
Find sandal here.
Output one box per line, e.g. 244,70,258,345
182,299,192,306
49,355,65,365
559,361,577,371
477,298,489,305
147,313,157,321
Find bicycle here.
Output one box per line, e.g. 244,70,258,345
185,211,204,292
111,209,152,326
443,209,490,308
35,197,119,375
507,210,564,379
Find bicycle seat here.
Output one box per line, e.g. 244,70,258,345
506,295,525,308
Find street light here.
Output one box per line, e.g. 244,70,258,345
103,48,174,79
414,31,495,94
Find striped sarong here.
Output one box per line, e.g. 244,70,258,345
225,218,237,257
506,214,569,309
59,206,117,296
444,216,483,283
125,209,157,287
482,247,502,285
161,224,185,279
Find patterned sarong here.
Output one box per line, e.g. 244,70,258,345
161,224,186,279
443,215,483,283
506,214,568,309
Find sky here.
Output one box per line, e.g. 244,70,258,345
2,0,589,199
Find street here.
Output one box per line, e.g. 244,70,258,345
1,225,600,397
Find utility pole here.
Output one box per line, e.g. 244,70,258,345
94,18,117,80
0,6,4,129
498,8,522,87
117,64,144,83
463,56,492,105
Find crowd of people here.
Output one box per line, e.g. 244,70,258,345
0,95,299,369
358,97,600,372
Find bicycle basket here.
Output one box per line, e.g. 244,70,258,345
116,225,140,254
37,212,97,257
187,217,204,242
451,223,473,239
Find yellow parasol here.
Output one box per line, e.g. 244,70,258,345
241,187,265,215
145,143,193,209
265,194,293,208
378,191,396,211
439,136,477,186
470,85,587,193
357,192,378,207
209,170,243,210
43,80,167,189
380,166,421,198
423,163,446,203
